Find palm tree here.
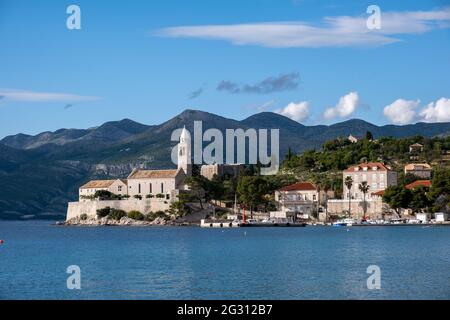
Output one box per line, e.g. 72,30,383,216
344,176,353,217
315,183,321,220
323,180,332,223
358,181,370,220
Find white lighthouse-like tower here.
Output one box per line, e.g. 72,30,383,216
178,126,192,177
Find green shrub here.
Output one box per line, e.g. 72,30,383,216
94,190,124,200
127,210,144,221
168,201,191,217
146,210,168,221
94,190,113,199
80,195,95,200
108,208,126,220
155,193,165,198
80,213,88,221
96,207,111,218
134,195,143,200
146,194,154,198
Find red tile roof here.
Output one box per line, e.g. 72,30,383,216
371,190,385,196
405,180,431,190
80,179,126,189
345,162,390,172
404,163,431,171
128,169,179,179
278,182,317,192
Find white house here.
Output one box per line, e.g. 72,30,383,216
348,134,359,143
79,179,128,201
275,182,329,219
435,212,448,222
404,163,432,179
416,213,431,223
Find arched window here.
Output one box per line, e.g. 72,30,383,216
138,183,141,194
161,183,164,193
149,183,152,194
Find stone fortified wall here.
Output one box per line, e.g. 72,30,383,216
326,199,386,219
66,198,171,221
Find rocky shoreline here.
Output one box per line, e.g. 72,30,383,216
63,216,192,226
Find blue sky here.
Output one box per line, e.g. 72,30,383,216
1,0,450,138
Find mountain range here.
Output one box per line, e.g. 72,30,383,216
1,109,450,220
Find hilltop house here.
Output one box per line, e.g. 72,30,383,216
200,163,244,180
404,163,432,179
409,143,424,153
348,134,360,143
409,143,424,160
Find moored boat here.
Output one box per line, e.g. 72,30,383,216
240,218,307,227
332,218,356,227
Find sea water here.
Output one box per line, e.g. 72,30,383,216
0,221,449,299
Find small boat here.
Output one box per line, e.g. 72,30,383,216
332,218,355,227
240,218,306,227
390,219,406,224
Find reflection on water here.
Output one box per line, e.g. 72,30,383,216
0,221,449,299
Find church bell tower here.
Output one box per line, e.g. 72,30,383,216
178,127,192,177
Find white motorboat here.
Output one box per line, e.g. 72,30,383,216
332,218,356,227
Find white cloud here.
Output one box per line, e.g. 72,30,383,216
156,7,450,48
258,100,276,112
383,97,450,124
419,98,450,123
383,99,420,125
324,91,359,119
0,88,100,103
275,101,309,122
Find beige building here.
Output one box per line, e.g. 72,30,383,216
326,162,398,219
77,127,191,203
127,168,186,200
79,179,128,201
275,182,332,219
125,126,191,200
343,162,397,201
404,163,432,179
68,127,199,220
200,163,244,180
409,143,424,153
348,134,359,143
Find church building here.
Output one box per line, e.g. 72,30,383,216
78,127,192,201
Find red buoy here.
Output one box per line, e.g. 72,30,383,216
0,240,4,244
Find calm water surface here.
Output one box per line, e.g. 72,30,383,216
0,221,449,299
